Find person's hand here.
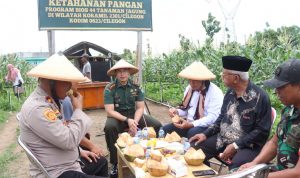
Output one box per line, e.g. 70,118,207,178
70,92,83,110
189,133,207,145
168,107,178,117
173,119,193,129
238,162,257,171
80,150,99,163
128,118,138,136
219,144,237,162
90,145,105,157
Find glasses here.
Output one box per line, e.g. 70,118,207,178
220,72,238,77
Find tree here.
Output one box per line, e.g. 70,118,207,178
201,13,221,40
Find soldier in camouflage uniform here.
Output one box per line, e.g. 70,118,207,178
103,59,162,177
239,59,300,177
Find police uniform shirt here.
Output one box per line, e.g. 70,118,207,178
104,79,143,116
19,86,92,178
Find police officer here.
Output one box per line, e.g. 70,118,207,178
239,59,300,177
104,59,162,177
19,53,108,178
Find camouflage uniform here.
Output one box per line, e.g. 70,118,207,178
276,106,300,170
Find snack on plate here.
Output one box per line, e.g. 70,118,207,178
146,127,157,138
117,132,133,148
171,115,182,123
160,148,176,157
66,89,73,96
164,131,181,143
150,149,163,162
147,159,168,177
124,144,145,162
134,158,146,168
184,147,206,166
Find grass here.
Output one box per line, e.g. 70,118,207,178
0,143,19,178
0,110,9,124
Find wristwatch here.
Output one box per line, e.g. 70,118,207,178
232,142,239,150
124,117,129,124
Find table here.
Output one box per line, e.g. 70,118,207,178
77,81,109,109
115,143,217,178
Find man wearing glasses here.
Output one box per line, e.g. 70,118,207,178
190,56,272,170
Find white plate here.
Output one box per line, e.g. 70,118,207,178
139,139,169,149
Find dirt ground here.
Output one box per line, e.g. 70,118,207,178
1,100,226,177
0,101,171,178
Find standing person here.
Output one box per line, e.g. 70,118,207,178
5,63,24,97
19,53,108,178
104,59,162,177
81,53,92,80
163,61,224,139
239,59,300,178
189,56,272,170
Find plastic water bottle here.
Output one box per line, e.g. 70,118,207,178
142,128,148,140
158,127,165,138
136,128,142,140
145,146,151,159
184,141,191,152
133,136,140,144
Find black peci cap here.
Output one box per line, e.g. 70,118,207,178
222,56,252,72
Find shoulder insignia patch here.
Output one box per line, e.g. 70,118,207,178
109,83,116,90
43,108,58,122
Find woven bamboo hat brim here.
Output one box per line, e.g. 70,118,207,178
107,59,139,76
178,61,216,80
27,53,86,82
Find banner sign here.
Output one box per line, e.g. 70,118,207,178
38,0,152,31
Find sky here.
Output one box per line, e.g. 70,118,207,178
0,0,300,56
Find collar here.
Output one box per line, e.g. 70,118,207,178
115,79,132,88
230,81,256,102
36,86,60,110
283,106,299,121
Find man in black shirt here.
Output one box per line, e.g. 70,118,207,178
190,56,272,170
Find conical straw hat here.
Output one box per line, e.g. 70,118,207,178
178,61,216,80
27,53,86,82
107,59,138,76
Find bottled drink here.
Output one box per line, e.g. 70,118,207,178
158,127,165,138
142,128,148,140
136,128,142,139
145,146,151,159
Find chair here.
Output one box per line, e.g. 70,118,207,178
213,163,270,178
16,113,21,121
17,136,51,178
210,107,277,174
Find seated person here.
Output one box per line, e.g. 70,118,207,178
190,56,272,170
19,53,108,178
60,96,108,172
163,61,223,139
239,59,300,178
104,59,162,177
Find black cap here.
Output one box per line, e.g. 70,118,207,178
264,59,300,88
222,56,252,72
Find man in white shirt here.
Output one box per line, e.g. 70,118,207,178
163,61,224,139
81,53,92,80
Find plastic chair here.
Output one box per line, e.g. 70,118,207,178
213,163,270,178
16,113,21,121
17,136,51,178
210,107,277,174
